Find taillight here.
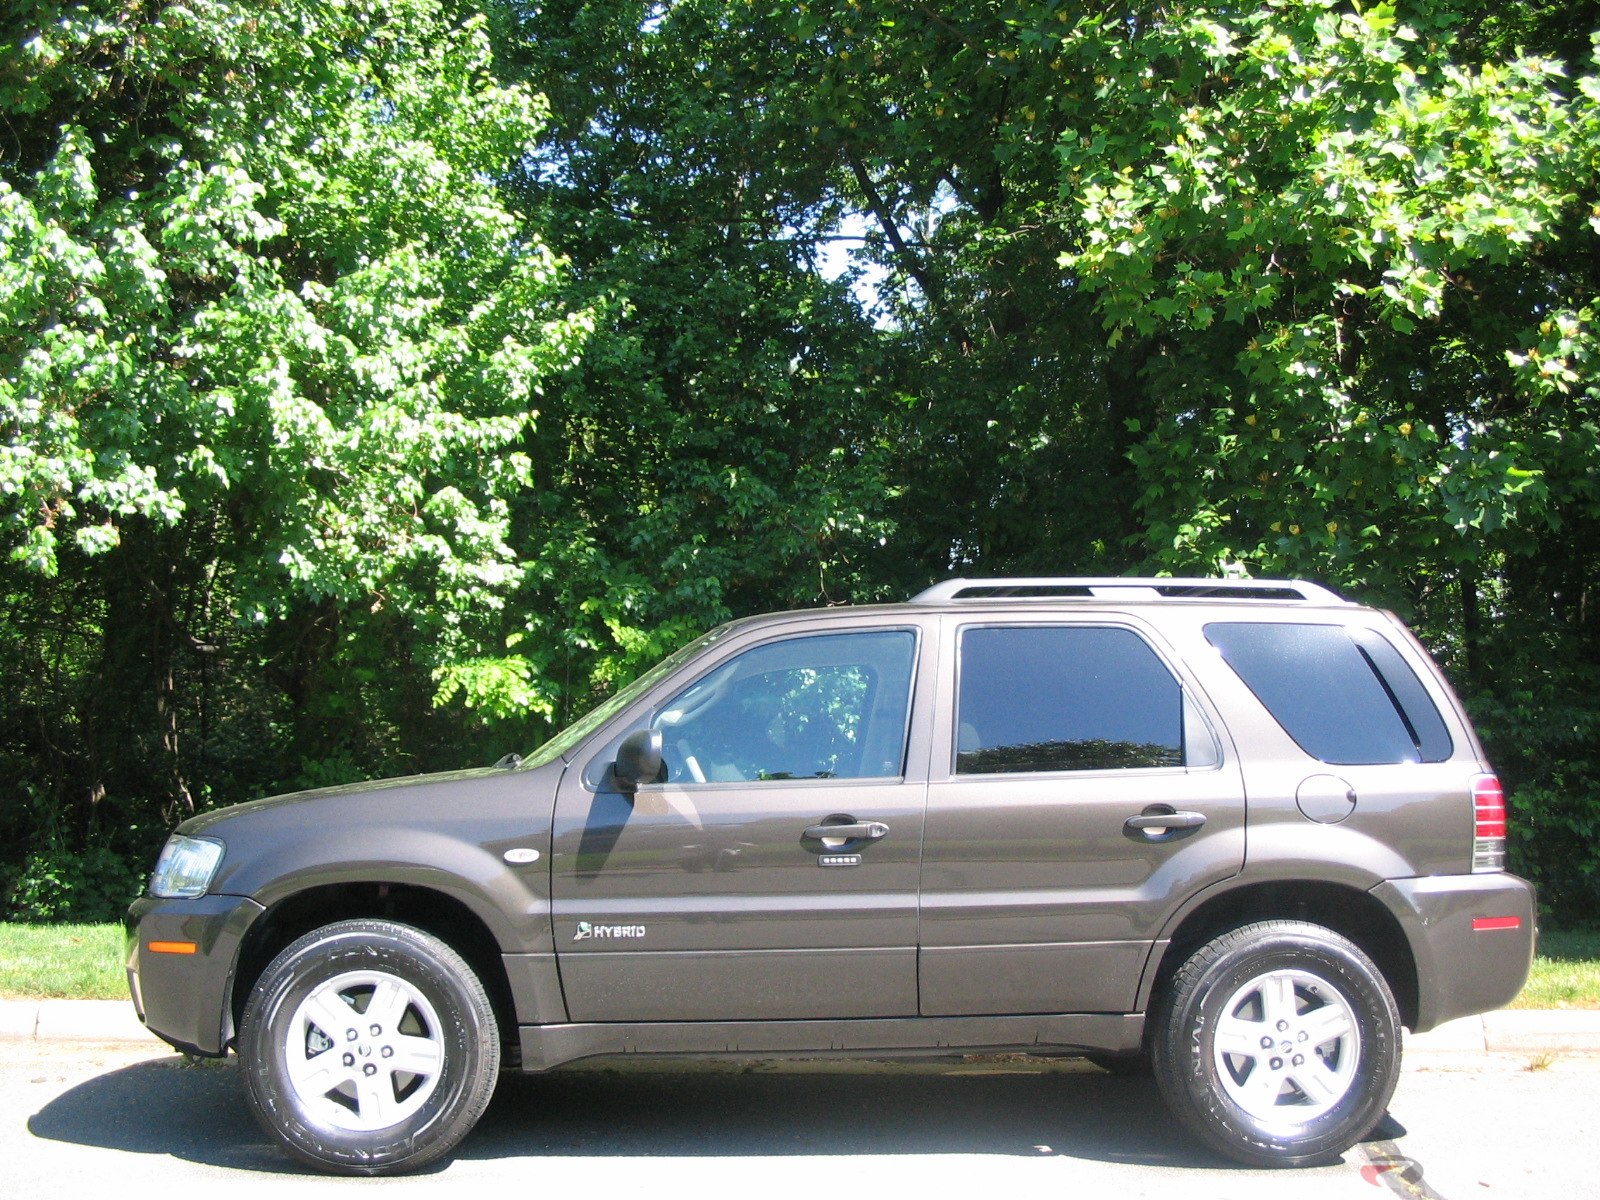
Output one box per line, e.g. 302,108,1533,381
1472,773,1507,872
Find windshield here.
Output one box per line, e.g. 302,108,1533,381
518,624,733,769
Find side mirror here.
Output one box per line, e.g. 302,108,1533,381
614,727,664,793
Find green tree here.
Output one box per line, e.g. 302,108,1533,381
500,0,908,721
0,0,590,909
503,0,1600,918
5,0,1599,924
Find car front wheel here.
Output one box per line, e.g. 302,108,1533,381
1151,920,1400,1167
239,919,500,1175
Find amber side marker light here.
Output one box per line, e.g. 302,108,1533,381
147,940,198,955
1471,917,1522,932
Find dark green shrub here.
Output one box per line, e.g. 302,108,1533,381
4,845,145,924
1470,665,1600,927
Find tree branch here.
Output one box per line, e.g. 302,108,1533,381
845,148,972,353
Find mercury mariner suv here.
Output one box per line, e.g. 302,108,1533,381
126,577,1536,1174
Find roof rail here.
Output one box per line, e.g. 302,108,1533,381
911,577,1349,605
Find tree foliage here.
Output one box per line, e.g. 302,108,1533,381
0,0,590,910
4,0,1599,922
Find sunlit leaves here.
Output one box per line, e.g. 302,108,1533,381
1,1,589,713
1049,0,1599,595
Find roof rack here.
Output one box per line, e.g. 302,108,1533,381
911,577,1349,605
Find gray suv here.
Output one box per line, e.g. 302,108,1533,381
125,577,1535,1174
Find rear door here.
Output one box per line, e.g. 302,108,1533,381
552,619,934,1022
919,613,1246,1015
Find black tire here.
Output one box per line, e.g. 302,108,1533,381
239,919,500,1175
1151,920,1400,1168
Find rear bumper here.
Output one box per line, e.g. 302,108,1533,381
1371,872,1537,1033
125,893,264,1056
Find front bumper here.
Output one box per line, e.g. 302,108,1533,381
1371,872,1537,1033
125,892,265,1056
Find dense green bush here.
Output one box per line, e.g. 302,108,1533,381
1471,666,1600,927
5,845,145,924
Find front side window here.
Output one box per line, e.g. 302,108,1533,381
956,626,1185,774
652,630,917,783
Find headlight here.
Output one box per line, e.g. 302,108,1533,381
149,835,225,898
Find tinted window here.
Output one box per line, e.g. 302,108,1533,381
1347,627,1454,762
652,630,916,783
957,626,1183,774
1205,623,1452,764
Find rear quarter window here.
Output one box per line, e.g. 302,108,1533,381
1204,622,1452,765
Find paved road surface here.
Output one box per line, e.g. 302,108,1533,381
3,1043,1596,1198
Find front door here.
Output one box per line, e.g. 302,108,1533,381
552,624,930,1022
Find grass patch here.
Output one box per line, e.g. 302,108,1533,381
1509,928,1600,1011
2,922,1598,1009
0,922,126,1000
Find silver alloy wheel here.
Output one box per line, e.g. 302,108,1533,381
1210,967,1361,1125
283,969,445,1133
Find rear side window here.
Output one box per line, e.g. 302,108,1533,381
1205,623,1452,765
956,626,1185,773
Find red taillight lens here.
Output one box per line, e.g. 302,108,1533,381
1473,773,1507,872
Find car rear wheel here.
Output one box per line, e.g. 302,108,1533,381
239,919,500,1175
1151,920,1400,1167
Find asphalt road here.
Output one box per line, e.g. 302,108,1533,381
4,1043,1597,1199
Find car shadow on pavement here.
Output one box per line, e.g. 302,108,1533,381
27,1054,292,1173
27,1053,1369,1175
467,1064,1224,1167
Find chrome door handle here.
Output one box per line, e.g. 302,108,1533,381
803,821,889,841
1124,809,1206,840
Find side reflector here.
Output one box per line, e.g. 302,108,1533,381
1471,917,1521,932
147,940,198,955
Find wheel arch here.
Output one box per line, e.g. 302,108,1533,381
228,882,519,1060
1139,879,1419,1033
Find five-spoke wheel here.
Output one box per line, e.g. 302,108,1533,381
1152,921,1400,1167
1210,967,1361,1123
239,920,500,1175
280,969,447,1133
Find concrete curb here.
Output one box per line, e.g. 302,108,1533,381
1405,1010,1600,1056
0,999,159,1046
4,998,1599,1056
